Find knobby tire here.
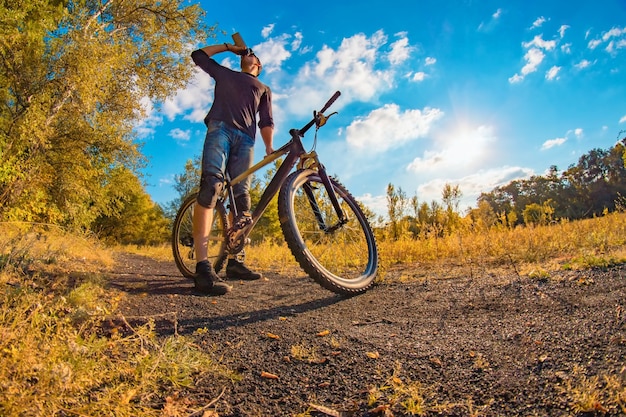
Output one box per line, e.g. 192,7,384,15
278,169,378,295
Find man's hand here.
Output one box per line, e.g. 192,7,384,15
227,44,248,56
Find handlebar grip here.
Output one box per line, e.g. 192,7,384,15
319,91,341,113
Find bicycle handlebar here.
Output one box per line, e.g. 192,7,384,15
319,91,341,114
296,91,341,136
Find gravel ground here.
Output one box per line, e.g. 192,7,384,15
108,253,626,417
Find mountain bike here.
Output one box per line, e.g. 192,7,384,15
171,91,378,295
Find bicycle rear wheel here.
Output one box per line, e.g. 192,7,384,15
278,169,378,295
171,193,229,279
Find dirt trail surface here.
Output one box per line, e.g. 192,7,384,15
107,253,626,417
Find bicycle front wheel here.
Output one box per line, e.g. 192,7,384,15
171,193,229,279
278,169,378,295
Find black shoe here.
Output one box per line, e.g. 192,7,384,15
226,259,262,281
194,261,232,296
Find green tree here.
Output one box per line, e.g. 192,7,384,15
92,166,169,244
1,0,209,229
164,157,201,218
249,161,282,244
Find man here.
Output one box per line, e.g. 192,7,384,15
190,41,274,296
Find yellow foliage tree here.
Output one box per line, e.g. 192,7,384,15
0,0,211,231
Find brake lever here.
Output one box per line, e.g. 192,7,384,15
314,111,338,128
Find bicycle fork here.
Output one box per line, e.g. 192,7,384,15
304,165,348,233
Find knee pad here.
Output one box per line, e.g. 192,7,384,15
197,175,224,208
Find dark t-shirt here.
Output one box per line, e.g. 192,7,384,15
191,49,273,139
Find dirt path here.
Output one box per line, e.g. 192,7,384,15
107,253,626,416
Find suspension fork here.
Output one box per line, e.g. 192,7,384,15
304,164,347,233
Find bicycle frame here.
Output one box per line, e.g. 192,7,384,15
223,126,346,253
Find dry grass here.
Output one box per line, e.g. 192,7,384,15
377,211,626,282
0,222,235,416
1,211,625,416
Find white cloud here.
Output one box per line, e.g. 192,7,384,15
558,25,569,38
356,192,388,220
417,166,534,210
134,96,163,138
523,34,557,51
346,103,443,152
387,35,412,65
253,35,293,74
588,38,602,50
411,71,427,82
478,8,503,32
603,27,626,41
291,32,303,51
545,65,561,80
620,115,626,123
531,16,547,29
261,24,275,38
523,48,546,73
161,69,214,123
573,128,584,138
588,26,626,53
575,59,592,69
541,137,566,150
169,128,191,143
425,57,437,65
284,30,397,116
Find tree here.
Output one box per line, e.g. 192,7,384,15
478,139,626,223
164,157,201,218
386,183,407,240
92,166,170,244
1,0,210,229
441,183,462,233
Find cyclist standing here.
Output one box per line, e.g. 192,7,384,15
190,42,274,295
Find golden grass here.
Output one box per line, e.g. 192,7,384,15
1,211,625,416
377,211,626,281
0,222,235,416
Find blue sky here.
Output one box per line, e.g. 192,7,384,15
137,0,626,218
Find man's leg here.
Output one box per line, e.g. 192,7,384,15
224,131,262,281
192,203,213,263
192,122,232,295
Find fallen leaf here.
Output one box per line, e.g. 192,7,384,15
260,371,279,379
366,351,380,359
430,357,443,366
317,330,330,337
309,403,342,417
266,332,280,339
369,404,389,413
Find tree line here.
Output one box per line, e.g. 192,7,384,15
383,138,626,241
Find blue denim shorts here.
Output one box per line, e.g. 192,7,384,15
201,120,255,199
